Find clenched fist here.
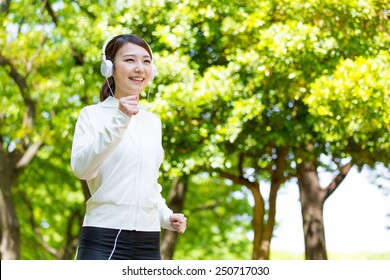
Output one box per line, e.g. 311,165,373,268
118,95,139,117
169,213,187,234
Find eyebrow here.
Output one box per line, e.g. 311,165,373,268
122,54,151,58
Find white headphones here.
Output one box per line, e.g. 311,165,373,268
100,35,156,80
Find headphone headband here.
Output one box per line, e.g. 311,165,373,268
101,36,115,61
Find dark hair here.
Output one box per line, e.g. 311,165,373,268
99,34,153,101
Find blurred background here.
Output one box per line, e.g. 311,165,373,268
0,0,389,260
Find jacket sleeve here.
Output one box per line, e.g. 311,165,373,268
155,115,176,231
70,107,131,180
159,202,175,231
156,183,175,231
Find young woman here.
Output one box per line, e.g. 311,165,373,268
71,34,186,260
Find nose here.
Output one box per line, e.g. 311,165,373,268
134,63,144,73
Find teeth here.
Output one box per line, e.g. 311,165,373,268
130,77,144,81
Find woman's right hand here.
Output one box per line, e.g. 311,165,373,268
118,95,139,117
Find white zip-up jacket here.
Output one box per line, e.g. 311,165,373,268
71,96,174,231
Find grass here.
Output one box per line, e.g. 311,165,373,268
270,251,390,260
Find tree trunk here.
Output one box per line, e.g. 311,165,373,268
1,48,40,260
220,174,280,260
0,152,20,259
249,179,284,260
249,185,265,259
251,146,288,260
253,181,283,259
160,177,187,260
298,161,327,259
297,160,353,260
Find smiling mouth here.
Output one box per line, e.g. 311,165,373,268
129,77,144,82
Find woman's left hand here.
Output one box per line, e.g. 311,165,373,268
169,213,187,234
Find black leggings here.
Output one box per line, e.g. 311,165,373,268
75,226,161,260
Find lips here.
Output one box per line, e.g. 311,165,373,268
129,77,144,82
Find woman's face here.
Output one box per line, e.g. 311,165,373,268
112,42,153,98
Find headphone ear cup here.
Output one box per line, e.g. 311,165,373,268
100,59,113,78
150,63,157,81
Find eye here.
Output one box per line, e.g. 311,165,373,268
125,58,135,62
144,59,151,64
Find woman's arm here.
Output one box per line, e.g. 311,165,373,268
70,108,131,180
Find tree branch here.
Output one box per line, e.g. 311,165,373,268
189,201,217,214
26,35,48,74
238,152,245,178
43,0,58,25
15,141,43,170
219,170,258,190
70,0,97,19
1,0,11,13
0,53,36,128
19,190,60,258
270,146,288,186
0,54,28,96
62,208,83,259
325,160,353,200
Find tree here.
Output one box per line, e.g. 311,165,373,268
0,0,104,259
301,51,390,258
1,0,389,260
159,0,390,259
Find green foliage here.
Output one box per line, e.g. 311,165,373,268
15,146,83,259
170,174,253,260
307,51,390,166
1,0,389,259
